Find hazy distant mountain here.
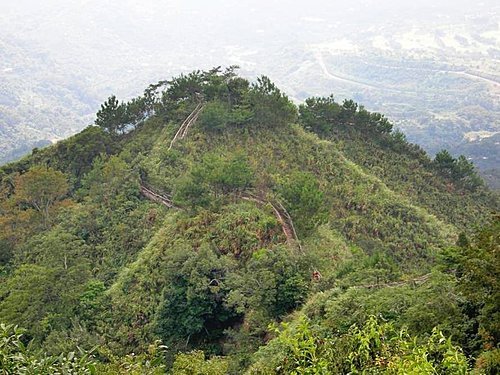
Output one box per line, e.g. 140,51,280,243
0,0,498,184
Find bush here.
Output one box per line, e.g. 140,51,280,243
199,101,230,131
0,323,96,374
171,350,228,375
249,316,469,374
174,152,254,208
154,245,238,351
277,171,328,236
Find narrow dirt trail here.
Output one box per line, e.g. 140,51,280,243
138,186,301,252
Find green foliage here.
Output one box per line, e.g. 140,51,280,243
248,76,297,128
455,215,499,357
95,95,127,134
165,71,204,104
208,203,282,259
13,166,69,227
299,96,341,134
226,247,310,321
199,100,252,132
31,126,117,186
250,316,468,374
173,174,211,208
0,166,71,264
298,271,466,345
435,150,458,176
277,171,328,236
159,67,249,117
434,150,483,190
272,317,331,375
0,322,168,375
95,94,149,135
299,96,393,136
76,280,108,330
154,244,238,351
199,100,231,131
0,261,89,343
15,227,90,269
475,348,500,375
94,340,167,375
171,350,229,375
124,96,150,128
174,152,253,208
104,199,293,357
299,94,494,231
0,69,497,373
73,154,160,281
80,155,139,206
344,317,468,374
0,323,96,374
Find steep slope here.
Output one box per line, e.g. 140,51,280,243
104,123,458,351
299,97,498,229
0,69,497,373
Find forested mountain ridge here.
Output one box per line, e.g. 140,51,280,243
0,68,498,374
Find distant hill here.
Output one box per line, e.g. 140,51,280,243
0,36,97,162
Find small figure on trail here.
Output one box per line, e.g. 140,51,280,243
312,270,322,282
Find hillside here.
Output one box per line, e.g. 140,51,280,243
0,69,498,374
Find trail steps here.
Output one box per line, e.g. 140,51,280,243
140,188,302,251
139,184,175,208
168,102,204,150
242,193,302,251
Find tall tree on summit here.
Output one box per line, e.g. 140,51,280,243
95,95,127,134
